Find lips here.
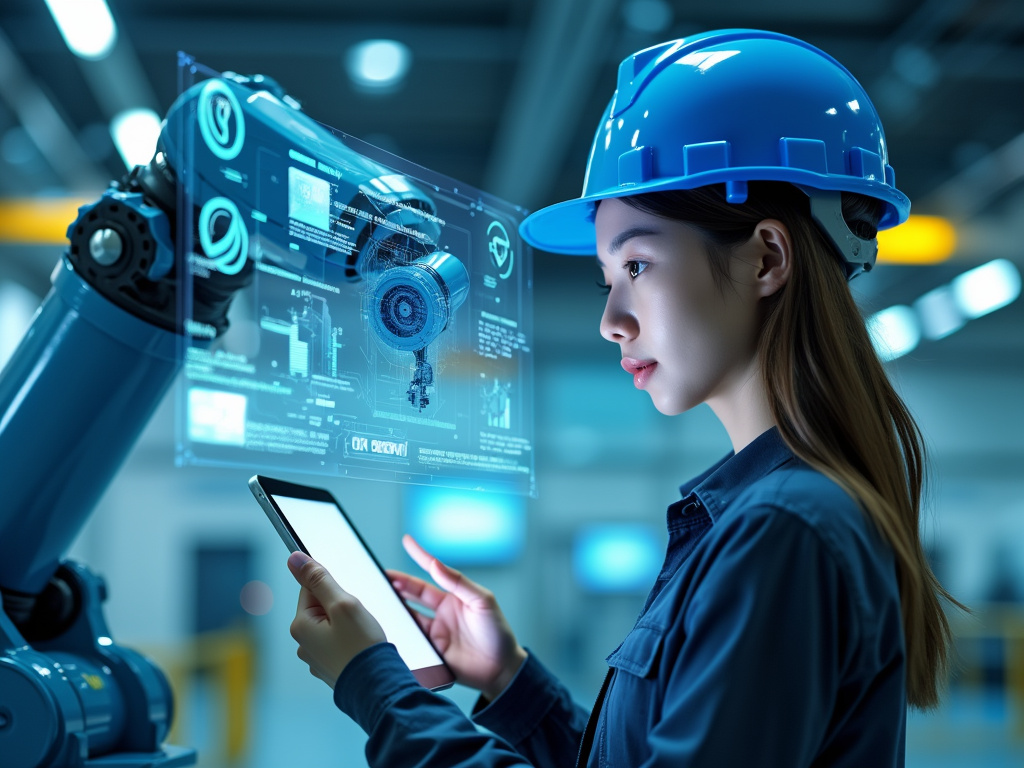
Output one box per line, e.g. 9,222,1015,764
621,357,658,389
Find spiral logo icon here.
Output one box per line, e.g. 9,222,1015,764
198,79,245,160
199,197,249,275
487,220,514,279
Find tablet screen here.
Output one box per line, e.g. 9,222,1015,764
270,492,446,676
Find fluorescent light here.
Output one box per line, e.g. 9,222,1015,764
913,285,965,340
43,0,117,61
110,108,161,169
346,40,412,92
867,305,920,361
876,215,957,265
951,259,1022,319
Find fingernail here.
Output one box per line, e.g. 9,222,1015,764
288,551,311,568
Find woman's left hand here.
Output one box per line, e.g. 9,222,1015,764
287,551,386,688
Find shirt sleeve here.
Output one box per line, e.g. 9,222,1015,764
641,507,857,767
472,650,591,767
334,642,534,768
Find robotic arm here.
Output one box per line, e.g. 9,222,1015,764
0,70,469,767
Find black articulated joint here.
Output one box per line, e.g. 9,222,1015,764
66,182,181,333
66,149,254,337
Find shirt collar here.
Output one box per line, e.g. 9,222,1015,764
678,427,798,522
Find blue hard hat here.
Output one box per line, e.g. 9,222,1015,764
519,29,910,257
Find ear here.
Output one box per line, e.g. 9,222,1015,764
746,219,792,299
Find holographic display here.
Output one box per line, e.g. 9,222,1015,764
173,56,535,495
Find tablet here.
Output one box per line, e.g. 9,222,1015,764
248,474,455,691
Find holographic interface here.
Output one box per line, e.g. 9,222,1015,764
173,56,535,495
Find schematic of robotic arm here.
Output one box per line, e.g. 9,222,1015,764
165,71,470,409
0,68,471,768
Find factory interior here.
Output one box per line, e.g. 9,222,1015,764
1,1,1023,766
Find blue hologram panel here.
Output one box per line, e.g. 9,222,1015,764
173,56,535,495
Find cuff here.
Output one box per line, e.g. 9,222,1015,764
472,650,562,745
333,642,422,734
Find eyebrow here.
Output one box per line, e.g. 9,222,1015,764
598,226,663,266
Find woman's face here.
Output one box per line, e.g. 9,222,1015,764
595,197,762,417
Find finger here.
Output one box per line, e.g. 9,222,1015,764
403,604,434,635
295,585,322,614
403,535,489,605
288,551,348,605
389,571,448,611
414,610,432,634
401,534,440,572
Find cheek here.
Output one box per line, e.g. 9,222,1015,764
650,286,756,377
648,285,719,347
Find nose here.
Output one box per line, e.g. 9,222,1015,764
599,288,638,344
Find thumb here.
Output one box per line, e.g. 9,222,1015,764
288,551,345,604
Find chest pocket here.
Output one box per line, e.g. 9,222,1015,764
594,626,667,767
606,624,665,677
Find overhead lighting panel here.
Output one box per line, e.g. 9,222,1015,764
345,40,412,93
867,305,921,362
951,259,1021,319
43,0,118,61
109,108,161,169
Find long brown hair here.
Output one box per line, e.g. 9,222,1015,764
619,181,960,709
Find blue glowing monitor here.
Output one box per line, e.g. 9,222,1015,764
172,55,535,496
403,486,525,566
572,524,662,593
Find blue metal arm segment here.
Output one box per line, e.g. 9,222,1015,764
0,64,474,765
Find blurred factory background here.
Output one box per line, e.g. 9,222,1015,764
1,0,1023,766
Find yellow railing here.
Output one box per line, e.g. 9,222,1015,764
150,628,258,766
948,603,1024,739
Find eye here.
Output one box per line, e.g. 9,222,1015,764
595,280,611,295
626,260,649,279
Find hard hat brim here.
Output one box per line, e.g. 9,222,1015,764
519,171,909,256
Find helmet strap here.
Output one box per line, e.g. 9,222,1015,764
797,187,878,280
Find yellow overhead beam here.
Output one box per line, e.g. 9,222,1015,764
877,215,957,265
0,197,92,245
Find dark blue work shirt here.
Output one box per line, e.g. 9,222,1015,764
334,427,907,767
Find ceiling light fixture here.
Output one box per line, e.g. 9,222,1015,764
43,0,118,61
867,305,921,362
951,259,1021,319
109,108,161,169
345,40,412,94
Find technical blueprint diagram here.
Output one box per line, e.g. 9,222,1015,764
173,56,535,495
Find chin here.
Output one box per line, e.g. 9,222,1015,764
647,384,702,417
647,392,687,417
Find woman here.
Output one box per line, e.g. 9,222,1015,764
287,29,958,767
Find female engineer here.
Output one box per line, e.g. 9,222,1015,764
285,29,959,767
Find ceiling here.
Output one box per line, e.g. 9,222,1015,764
0,0,1023,364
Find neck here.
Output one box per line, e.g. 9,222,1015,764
707,358,775,454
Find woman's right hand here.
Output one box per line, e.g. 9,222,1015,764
387,534,527,701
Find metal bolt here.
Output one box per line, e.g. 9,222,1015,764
89,228,124,266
